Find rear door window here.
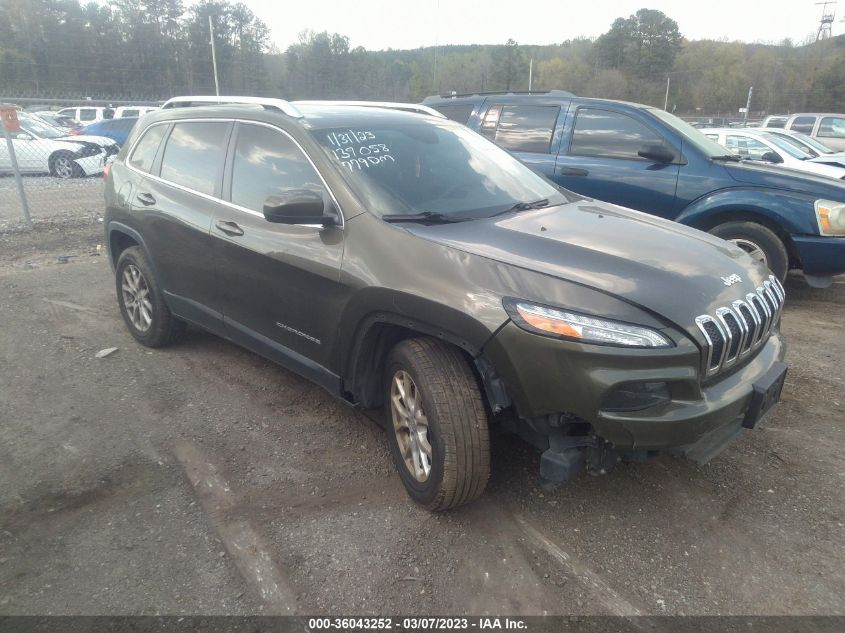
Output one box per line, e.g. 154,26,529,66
434,104,474,124
79,108,97,122
570,108,662,159
492,105,559,153
159,121,230,195
789,116,817,134
128,124,168,172
122,109,140,118
818,116,845,139
230,123,323,213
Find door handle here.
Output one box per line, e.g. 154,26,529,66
215,220,244,237
136,192,156,206
557,167,589,177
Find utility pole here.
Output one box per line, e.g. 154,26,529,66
209,15,220,96
743,86,753,126
664,75,671,111
528,58,533,91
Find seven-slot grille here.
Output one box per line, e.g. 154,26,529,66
695,274,785,377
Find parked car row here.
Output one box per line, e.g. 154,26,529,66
424,91,845,288
0,114,119,178
701,128,845,179
753,113,845,150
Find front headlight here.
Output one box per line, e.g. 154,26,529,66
814,199,845,236
504,299,674,348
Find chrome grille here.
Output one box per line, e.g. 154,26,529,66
696,274,785,377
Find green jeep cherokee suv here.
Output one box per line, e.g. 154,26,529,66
104,97,787,510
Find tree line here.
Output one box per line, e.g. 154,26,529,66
2,1,844,116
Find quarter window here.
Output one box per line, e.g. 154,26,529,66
493,105,559,154
434,104,474,124
570,108,663,160
789,116,816,135
230,123,323,213
818,116,845,139
159,121,229,196
128,124,168,173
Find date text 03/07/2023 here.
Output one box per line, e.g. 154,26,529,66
307,617,528,630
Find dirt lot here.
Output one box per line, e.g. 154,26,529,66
0,218,843,616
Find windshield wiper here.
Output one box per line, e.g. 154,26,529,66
381,211,466,224
491,198,551,217
710,154,742,162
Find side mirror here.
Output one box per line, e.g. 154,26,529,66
637,143,676,164
263,189,337,226
760,151,783,164
14,132,33,141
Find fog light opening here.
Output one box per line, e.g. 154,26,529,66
601,382,671,412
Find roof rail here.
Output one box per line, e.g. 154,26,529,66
422,89,575,103
293,100,446,118
160,96,303,118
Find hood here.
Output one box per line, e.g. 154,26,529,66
405,199,771,334
58,134,116,148
724,160,845,199
809,154,845,169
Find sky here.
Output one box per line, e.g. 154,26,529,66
240,0,833,51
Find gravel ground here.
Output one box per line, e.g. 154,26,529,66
0,174,104,230
0,220,843,616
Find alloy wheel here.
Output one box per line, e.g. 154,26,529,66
390,370,432,482
121,264,153,332
54,156,74,179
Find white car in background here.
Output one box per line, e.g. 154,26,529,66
113,105,158,118
0,115,119,178
759,128,845,165
56,105,114,124
702,128,845,180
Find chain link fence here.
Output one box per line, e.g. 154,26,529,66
1,98,151,232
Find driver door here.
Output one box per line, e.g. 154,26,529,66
554,106,679,219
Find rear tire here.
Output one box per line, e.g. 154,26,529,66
384,338,490,511
709,221,788,282
115,246,185,347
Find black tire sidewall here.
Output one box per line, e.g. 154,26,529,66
710,221,788,281
115,247,168,346
383,354,446,507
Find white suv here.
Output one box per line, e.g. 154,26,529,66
57,106,114,124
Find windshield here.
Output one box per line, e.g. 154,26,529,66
787,131,835,155
20,116,66,139
647,108,730,158
312,118,567,219
763,133,814,160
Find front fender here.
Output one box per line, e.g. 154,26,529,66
676,187,819,236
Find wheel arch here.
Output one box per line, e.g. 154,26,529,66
341,306,507,413
677,195,807,266
107,222,163,284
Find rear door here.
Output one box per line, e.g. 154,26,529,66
128,119,231,331
477,101,564,179
554,106,679,218
213,121,346,380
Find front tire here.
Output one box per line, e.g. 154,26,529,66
50,151,83,179
709,221,789,282
384,338,490,511
115,246,185,347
